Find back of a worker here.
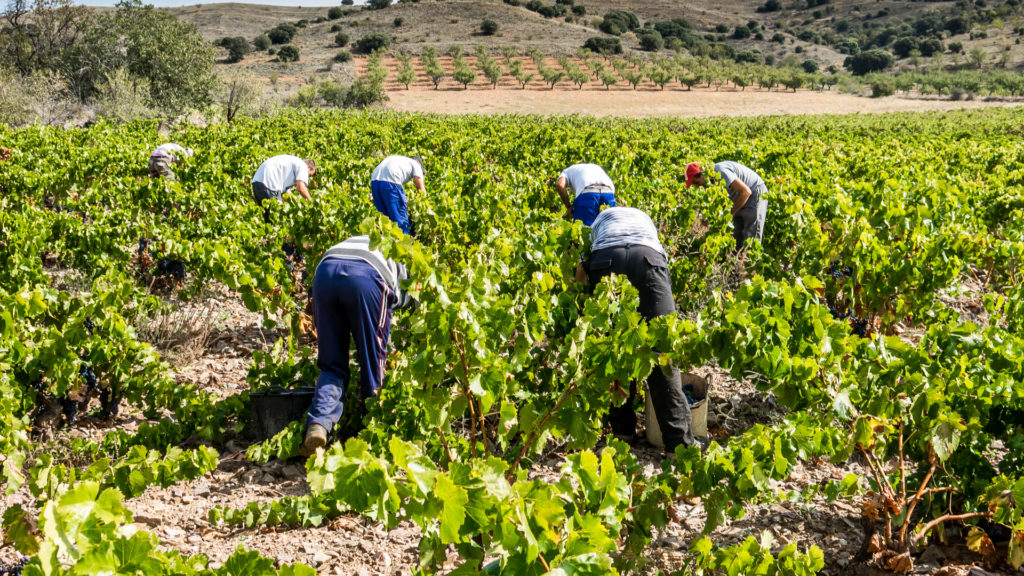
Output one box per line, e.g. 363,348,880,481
556,163,617,226
578,207,695,453
370,155,425,235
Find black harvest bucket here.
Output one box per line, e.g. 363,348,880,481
249,386,316,440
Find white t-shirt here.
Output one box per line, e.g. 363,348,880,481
559,163,615,196
151,143,192,161
371,156,424,185
253,155,310,192
589,207,665,255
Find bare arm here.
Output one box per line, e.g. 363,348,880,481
556,176,573,210
728,180,751,215
295,180,312,201
412,176,426,194
575,262,589,284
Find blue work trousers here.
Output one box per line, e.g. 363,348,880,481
371,180,411,235
573,189,617,226
307,258,393,432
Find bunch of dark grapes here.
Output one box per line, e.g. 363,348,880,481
0,556,30,575
156,258,187,280
827,304,849,321
83,317,96,335
826,260,853,279
60,396,79,424
79,364,98,393
282,242,305,263
138,237,149,256
99,387,122,417
850,316,869,338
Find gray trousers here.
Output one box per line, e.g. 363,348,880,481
733,199,767,250
584,244,695,451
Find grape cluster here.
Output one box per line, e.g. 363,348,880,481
99,387,122,417
155,258,187,280
826,259,853,279
137,237,149,256
827,304,849,321
79,364,98,391
83,317,96,335
0,556,30,576
60,396,79,424
850,316,869,338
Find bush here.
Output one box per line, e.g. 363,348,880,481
355,33,391,53
333,50,353,63
268,23,297,44
572,5,585,15
599,10,639,35
844,49,893,75
222,37,251,63
254,34,271,51
948,41,964,54
757,0,781,12
394,17,404,27
583,36,623,54
771,33,786,43
268,48,277,56
344,75,388,108
801,59,818,73
368,0,392,8
342,0,354,4
892,36,918,58
277,45,300,62
95,68,155,123
481,18,499,35
715,24,729,33
331,24,343,32
638,30,664,51
919,38,944,57
870,76,895,97
732,25,751,39
328,6,344,19
335,32,350,47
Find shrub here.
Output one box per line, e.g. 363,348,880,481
222,37,251,63
599,10,639,35
277,45,300,62
757,0,781,12
394,17,404,27
333,50,353,63
771,33,786,43
948,41,964,54
715,24,728,33
355,33,391,53
919,38,944,57
331,24,343,32
801,59,818,73
342,0,354,4
481,18,499,35
638,30,664,51
344,75,388,107
254,34,271,51
583,36,623,54
335,32,350,47
892,36,918,58
268,23,297,44
328,6,343,19
732,25,751,39
844,49,893,75
870,76,895,97
572,5,585,15
368,0,392,9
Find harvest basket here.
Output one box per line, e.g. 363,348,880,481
249,386,316,440
644,372,710,448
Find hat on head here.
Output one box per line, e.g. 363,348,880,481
684,162,701,188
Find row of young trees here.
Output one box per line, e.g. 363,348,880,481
355,46,1024,100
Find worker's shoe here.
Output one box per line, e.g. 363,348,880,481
300,424,328,457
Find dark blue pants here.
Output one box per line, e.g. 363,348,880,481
307,258,393,432
573,191,617,226
371,180,411,235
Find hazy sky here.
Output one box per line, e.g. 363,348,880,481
77,1,351,6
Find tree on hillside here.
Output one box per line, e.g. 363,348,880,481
0,0,90,75
397,61,416,89
355,33,391,54
267,23,298,44
453,63,477,89
843,49,893,75
328,6,344,19
368,0,392,9
481,19,499,36
222,37,251,63
426,61,445,89
61,1,217,111
254,34,271,51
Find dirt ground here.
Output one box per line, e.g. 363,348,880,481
384,88,1024,118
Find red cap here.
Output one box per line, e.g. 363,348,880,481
684,162,701,188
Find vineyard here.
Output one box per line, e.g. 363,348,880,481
3,108,1024,575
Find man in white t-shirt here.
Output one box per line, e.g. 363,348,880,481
251,155,316,221
370,155,425,235
685,161,768,251
556,163,617,226
149,143,193,180
574,206,695,456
